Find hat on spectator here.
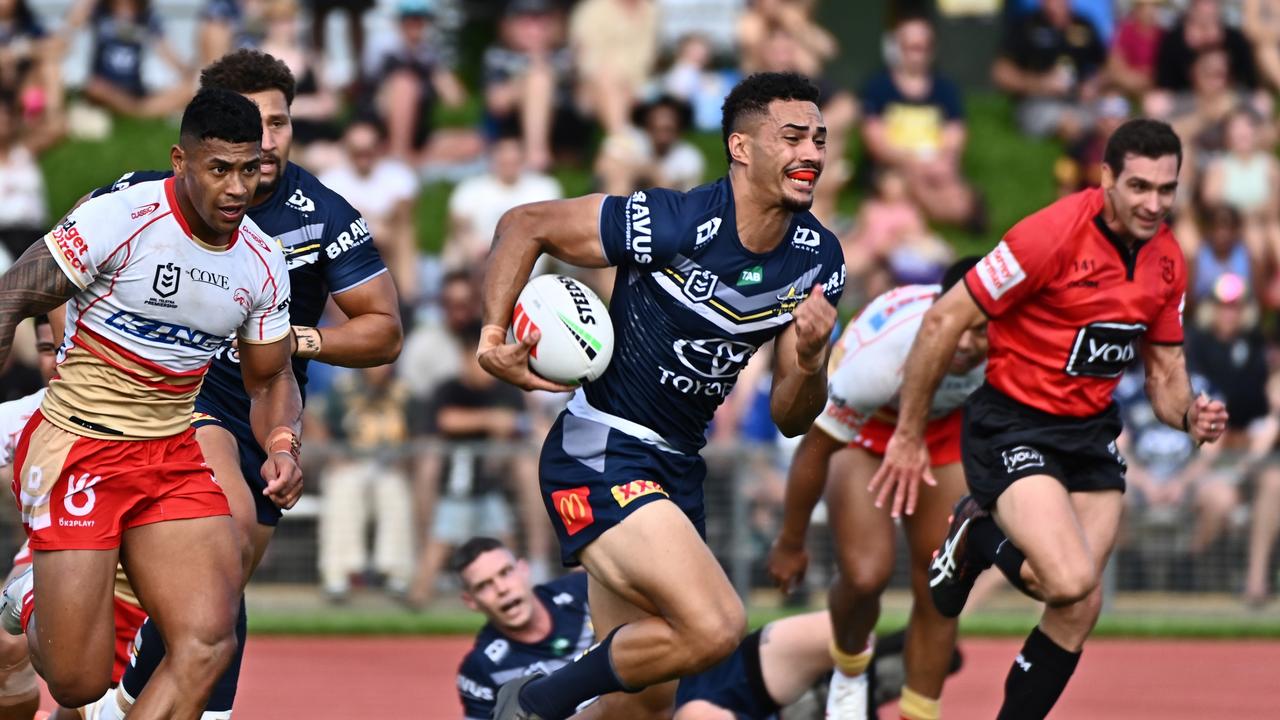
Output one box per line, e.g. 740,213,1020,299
506,0,556,17
398,0,435,18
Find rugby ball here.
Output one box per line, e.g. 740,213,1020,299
509,274,614,385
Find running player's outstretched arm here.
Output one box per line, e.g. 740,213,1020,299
770,285,837,436
1142,342,1227,445
477,195,611,392
869,284,984,517
0,242,78,371
240,337,304,508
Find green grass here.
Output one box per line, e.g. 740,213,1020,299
246,606,1280,639
40,94,1062,257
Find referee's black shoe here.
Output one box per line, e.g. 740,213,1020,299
928,495,991,618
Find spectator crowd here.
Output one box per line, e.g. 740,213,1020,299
3,0,1280,610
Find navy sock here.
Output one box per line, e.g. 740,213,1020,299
206,597,248,712
519,625,633,719
968,516,1032,596
996,626,1081,720
121,597,248,712
120,616,163,701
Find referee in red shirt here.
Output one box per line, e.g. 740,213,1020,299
870,118,1228,720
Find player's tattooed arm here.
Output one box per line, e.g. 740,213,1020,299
0,242,78,371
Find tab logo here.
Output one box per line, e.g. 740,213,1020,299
610,479,669,508
737,265,763,286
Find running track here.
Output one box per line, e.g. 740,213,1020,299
37,636,1280,718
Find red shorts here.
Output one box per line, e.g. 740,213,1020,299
852,409,963,466
11,411,230,551
11,541,148,683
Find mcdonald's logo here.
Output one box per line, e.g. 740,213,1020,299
552,486,594,536
610,479,668,508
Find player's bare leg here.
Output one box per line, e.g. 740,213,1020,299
990,476,1123,719
0,563,39,720
756,611,834,705
824,446,894,717
117,517,241,720
898,462,966,719
563,500,746,720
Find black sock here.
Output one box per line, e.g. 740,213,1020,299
519,625,633,719
995,626,1082,720
967,516,1032,596
205,596,248,712
120,616,164,701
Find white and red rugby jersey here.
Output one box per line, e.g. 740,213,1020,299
815,284,984,443
43,177,291,439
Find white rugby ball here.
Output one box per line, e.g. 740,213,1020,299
509,274,614,385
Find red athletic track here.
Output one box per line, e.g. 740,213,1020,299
35,636,1280,718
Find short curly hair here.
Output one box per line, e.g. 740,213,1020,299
200,49,296,106
179,87,262,146
720,72,820,164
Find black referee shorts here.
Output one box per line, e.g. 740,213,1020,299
962,383,1126,509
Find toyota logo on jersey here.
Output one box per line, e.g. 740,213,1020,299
672,339,756,379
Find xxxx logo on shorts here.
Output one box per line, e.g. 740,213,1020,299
551,487,594,536
610,479,668,508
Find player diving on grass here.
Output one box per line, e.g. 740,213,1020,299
451,535,840,720
70,49,401,720
477,72,846,719
0,88,302,720
767,257,986,720
871,119,1229,720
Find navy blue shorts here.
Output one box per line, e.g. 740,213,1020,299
539,411,706,567
191,397,281,526
676,629,779,719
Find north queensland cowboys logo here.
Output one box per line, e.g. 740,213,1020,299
152,263,181,297
682,269,719,302
673,338,756,379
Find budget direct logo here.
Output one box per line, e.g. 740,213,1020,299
610,480,668,508
552,487,593,536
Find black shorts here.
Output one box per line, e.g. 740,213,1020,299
962,383,1126,509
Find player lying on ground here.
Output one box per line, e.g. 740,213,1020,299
871,118,1228,720
768,257,986,720
451,536,841,720
73,49,401,720
478,72,846,720
0,87,302,720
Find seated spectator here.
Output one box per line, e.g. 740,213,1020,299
861,16,981,228
309,0,373,88
0,0,62,120
408,325,530,607
444,136,561,269
738,0,836,78
360,0,473,166
661,33,739,133
569,0,659,157
1106,0,1164,95
319,121,420,304
1152,0,1257,97
483,0,587,170
316,364,414,602
656,0,741,57
1201,109,1280,271
1055,92,1132,195
259,0,342,149
1190,205,1263,310
991,0,1106,139
1115,365,1237,588
66,0,195,119
1245,0,1280,94
595,95,705,195
398,269,476,405
0,92,60,263
197,0,266,67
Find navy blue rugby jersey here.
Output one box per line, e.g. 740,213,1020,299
91,163,388,408
456,573,593,720
573,178,845,454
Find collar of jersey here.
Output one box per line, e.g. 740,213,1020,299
164,176,239,254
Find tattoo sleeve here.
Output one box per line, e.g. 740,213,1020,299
0,241,78,370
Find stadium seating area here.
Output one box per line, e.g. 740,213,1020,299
3,0,1280,618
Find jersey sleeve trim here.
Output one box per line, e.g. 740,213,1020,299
43,233,90,290
237,329,291,345
330,266,389,295
595,196,615,266
1145,339,1183,346
963,274,994,319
